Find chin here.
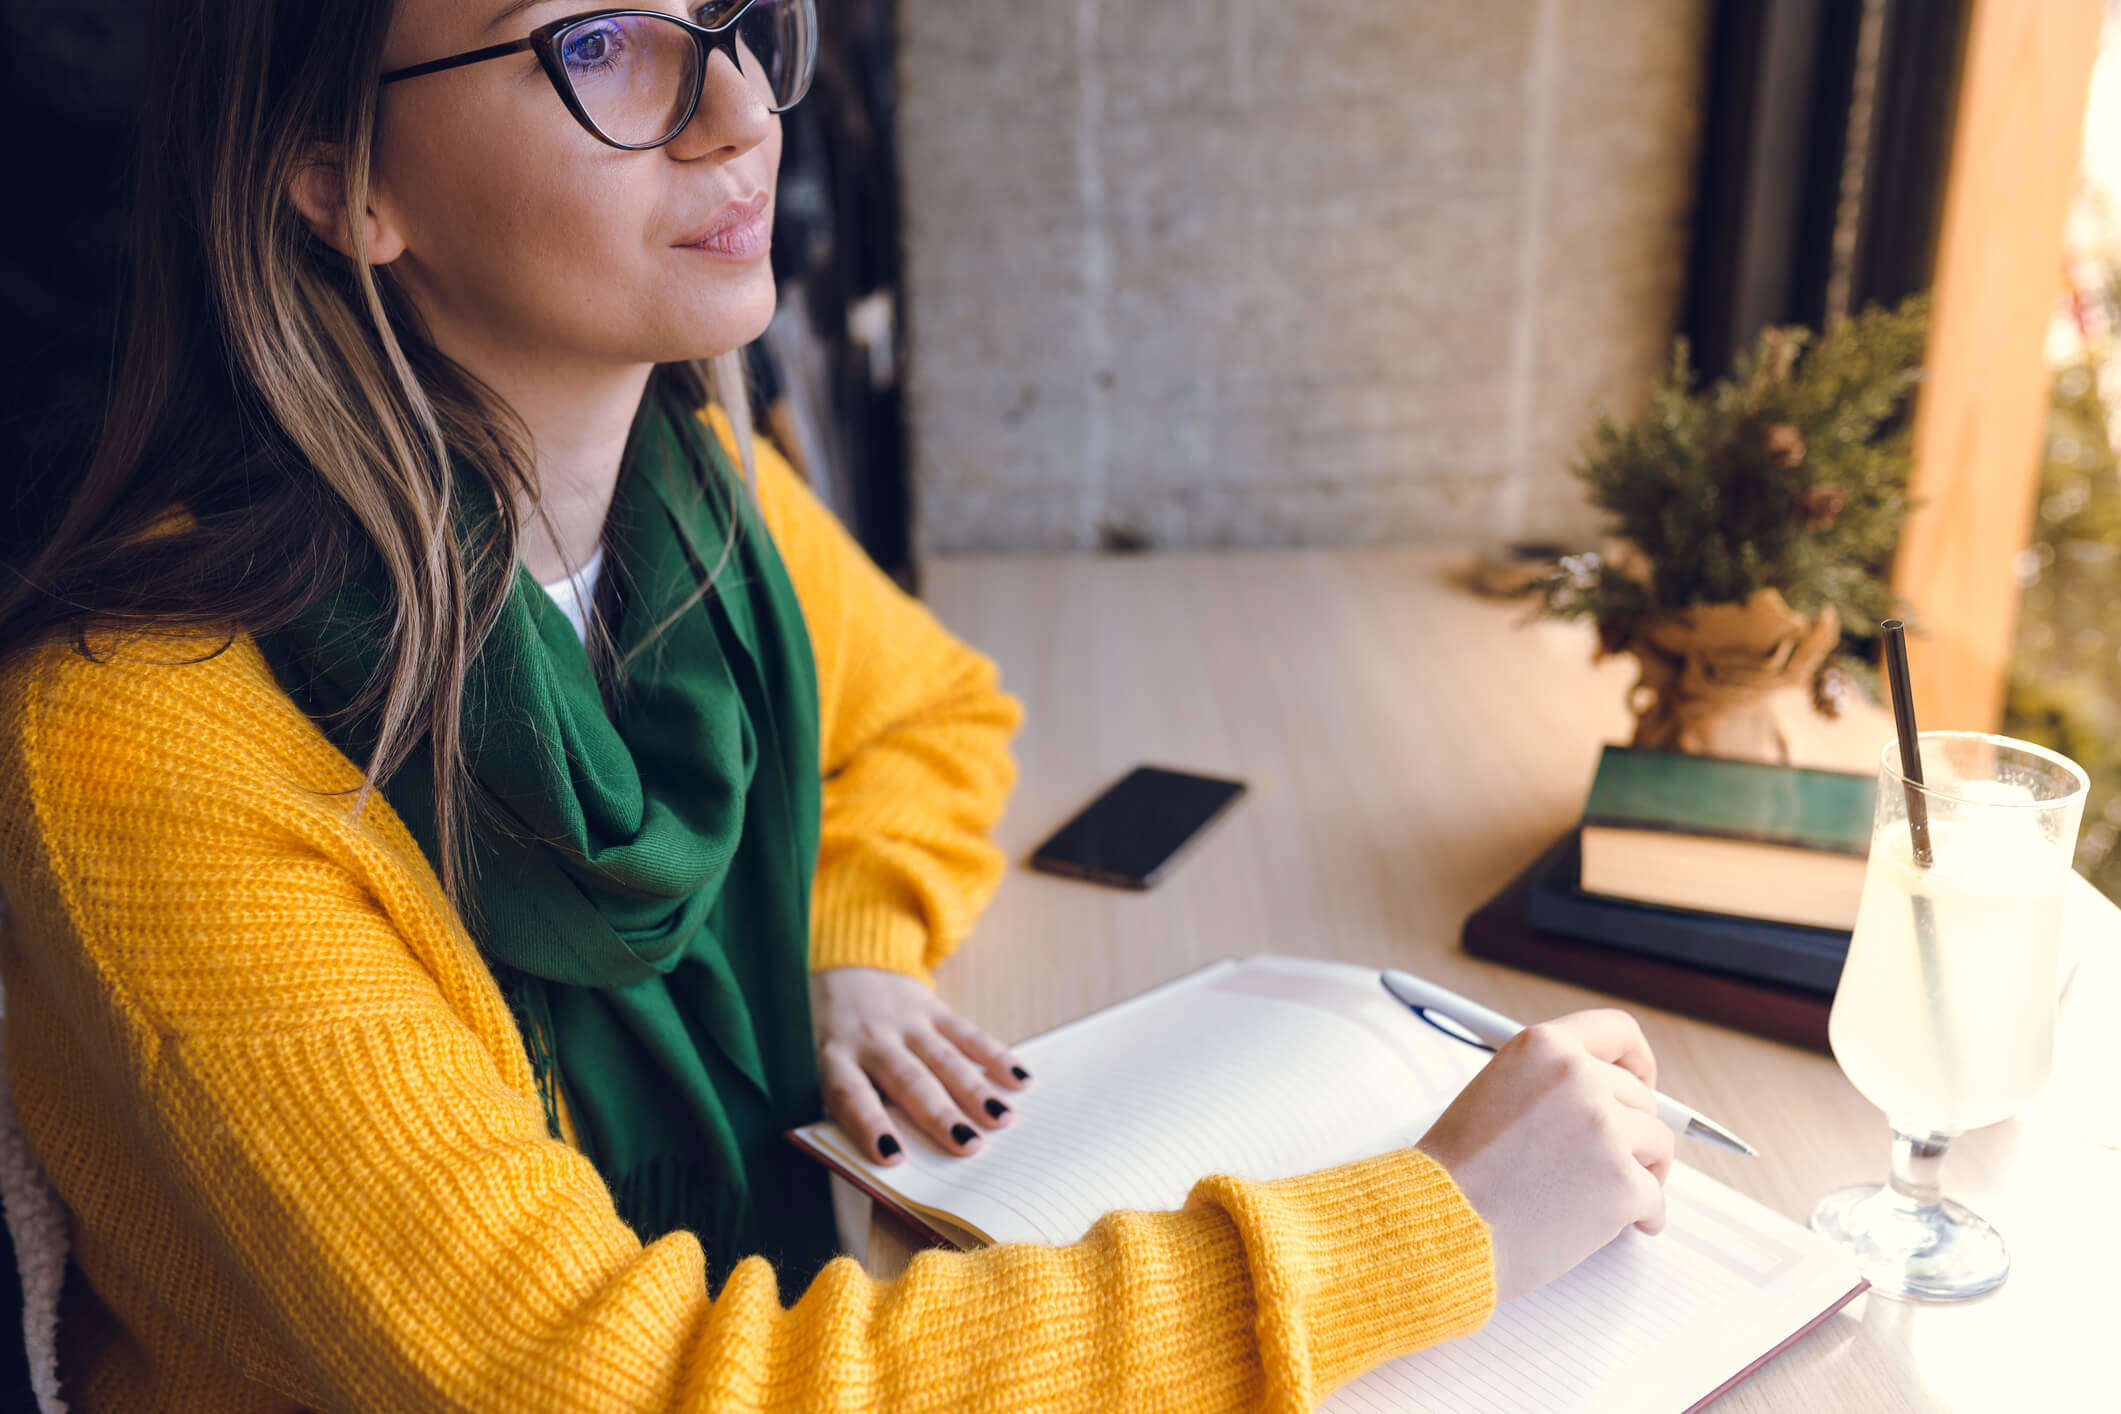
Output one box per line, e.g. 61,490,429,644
661,281,777,362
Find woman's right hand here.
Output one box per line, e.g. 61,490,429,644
1416,1008,1675,1305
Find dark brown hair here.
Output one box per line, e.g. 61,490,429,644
0,0,758,906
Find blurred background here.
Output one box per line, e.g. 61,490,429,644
5,0,2118,897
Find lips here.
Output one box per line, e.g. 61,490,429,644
676,191,772,259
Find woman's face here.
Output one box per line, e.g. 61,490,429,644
369,0,782,375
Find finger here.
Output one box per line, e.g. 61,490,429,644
906,1027,1015,1130
1630,1164,1670,1236
1606,1064,1658,1116
818,1045,906,1166
868,1045,984,1155
1623,1106,1677,1187
932,1009,1033,1090
1552,1008,1656,1091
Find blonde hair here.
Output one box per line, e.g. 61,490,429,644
0,0,760,910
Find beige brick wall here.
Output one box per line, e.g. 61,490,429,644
898,0,1709,553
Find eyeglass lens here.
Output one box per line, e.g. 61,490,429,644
557,0,814,146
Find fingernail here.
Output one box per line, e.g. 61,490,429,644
1011,1065,1030,1081
950,1122,978,1148
878,1133,901,1159
984,1098,1010,1119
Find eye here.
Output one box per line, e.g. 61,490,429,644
560,21,627,73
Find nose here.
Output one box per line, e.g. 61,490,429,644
664,33,776,162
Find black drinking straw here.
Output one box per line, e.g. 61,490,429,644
1881,622,1934,868
1881,619,1958,1111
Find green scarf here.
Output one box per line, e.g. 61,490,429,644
257,374,839,1301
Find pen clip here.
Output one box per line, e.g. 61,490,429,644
1412,1006,1497,1054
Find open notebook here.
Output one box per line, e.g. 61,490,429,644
785,955,1865,1413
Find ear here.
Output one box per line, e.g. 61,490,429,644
287,145,408,265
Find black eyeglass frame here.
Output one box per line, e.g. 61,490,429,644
378,0,813,151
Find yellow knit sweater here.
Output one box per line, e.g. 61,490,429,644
0,425,1494,1412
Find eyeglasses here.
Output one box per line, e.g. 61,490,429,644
379,0,816,151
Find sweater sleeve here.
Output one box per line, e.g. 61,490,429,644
0,644,1494,1414
707,411,1025,986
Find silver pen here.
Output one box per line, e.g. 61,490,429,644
1379,969,1759,1157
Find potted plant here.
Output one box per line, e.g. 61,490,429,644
1539,295,1930,762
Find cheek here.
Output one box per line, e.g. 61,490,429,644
387,124,645,324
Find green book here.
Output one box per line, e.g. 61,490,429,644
1579,746,1877,929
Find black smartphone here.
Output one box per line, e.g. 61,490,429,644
1028,765,1248,889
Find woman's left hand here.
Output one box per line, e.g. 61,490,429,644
809,966,1033,1165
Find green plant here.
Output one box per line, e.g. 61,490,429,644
2004,356,2121,900
1540,294,1931,660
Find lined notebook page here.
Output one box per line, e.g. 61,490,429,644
801,955,1489,1246
1319,1163,1862,1413
793,954,1862,1412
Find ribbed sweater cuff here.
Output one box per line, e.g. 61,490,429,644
1187,1147,1494,1411
809,892,935,988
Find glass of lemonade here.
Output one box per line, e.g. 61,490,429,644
1812,730,2088,1301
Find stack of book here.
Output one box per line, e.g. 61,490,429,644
1465,746,1876,1052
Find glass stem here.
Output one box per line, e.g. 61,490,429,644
1888,1129,1952,1212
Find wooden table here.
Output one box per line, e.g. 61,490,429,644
856,547,2121,1412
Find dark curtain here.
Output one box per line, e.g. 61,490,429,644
1682,0,1972,380
0,0,144,564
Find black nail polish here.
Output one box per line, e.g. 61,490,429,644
1011,1065,1030,1080
984,1098,1010,1119
878,1134,900,1159
950,1122,978,1147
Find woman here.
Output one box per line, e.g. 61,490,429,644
0,0,1676,1408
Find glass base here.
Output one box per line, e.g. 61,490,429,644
1809,1182,2009,1302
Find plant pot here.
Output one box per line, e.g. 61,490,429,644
1618,591,1841,763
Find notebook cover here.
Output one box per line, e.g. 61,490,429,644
781,1130,969,1251
1525,831,1850,995
1584,745,1874,855
1465,832,1834,1054
1681,1280,1869,1414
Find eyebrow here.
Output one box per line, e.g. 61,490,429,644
487,0,566,32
